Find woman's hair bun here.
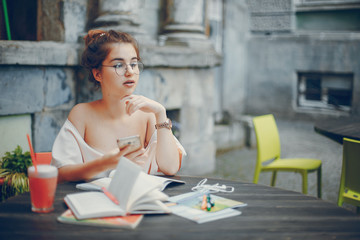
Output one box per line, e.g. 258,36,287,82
84,29,106,46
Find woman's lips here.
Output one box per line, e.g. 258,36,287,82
123,80,135,86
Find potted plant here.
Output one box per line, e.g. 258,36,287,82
0,146,33,201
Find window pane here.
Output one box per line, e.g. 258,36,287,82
5,0,37,41
305,77,321,101
328,89,352,107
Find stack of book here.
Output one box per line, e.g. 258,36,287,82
58,157,184,229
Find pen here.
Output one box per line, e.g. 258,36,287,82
101,187,119,205
176,191,210,204
201,195,207,210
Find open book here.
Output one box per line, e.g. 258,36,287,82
76,174,185,192
64,157,172,220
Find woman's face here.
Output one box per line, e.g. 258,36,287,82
97,43,140,97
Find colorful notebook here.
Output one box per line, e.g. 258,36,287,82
169,192,247,212
167,192,247,224
57,209,143,229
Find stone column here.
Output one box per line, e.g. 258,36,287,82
161,0,212,48
92,0,153,44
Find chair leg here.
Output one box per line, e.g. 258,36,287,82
338,198,343,207
317,166,322,198
253,164,262,184
302,171,308,195
271,171,277,186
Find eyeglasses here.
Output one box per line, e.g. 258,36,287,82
101,61,144,76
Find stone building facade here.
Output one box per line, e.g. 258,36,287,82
215,0,360,150
0,0,359,177
0,0,221,175
245,0,360,120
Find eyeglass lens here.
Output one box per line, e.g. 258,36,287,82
115,62,144,76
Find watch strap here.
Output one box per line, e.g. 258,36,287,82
155,118,172,130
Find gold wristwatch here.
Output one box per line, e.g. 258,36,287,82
155,118,172,130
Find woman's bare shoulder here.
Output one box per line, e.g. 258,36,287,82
68,103,92,119
68,102,99,135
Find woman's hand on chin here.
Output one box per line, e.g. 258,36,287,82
122,95,166,117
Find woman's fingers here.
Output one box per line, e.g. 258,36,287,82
101,146,146,170
124,147,146,159
124,95,162,116
125,97,143,115
129,102,149,115
118,144,132,156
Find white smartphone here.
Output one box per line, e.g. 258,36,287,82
116,135,141,152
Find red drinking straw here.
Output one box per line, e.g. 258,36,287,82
26,134,37,172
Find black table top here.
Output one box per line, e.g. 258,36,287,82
314,117,360,144
0,176,360,240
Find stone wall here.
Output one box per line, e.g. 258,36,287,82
0,41,79,157
245,33,360,119
214,0,360,152
246,0,294,33
0,0,221,175
244,0,360,119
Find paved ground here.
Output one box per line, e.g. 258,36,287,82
201,118,347,208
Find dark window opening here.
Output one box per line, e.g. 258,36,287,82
0,0,37,40
298,72,353,112
305,77,321,101
328,88,352,107
296,9,360,32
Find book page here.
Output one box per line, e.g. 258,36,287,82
64,192,125,219
131,200,171,214
108,157,141,211
108,157,167,213
149,175,185,191
76,178,111,191
76,172,185,192
126,172,164,209
130,190,169,212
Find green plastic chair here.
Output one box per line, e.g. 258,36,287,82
338,138,360,213
253,114,322,198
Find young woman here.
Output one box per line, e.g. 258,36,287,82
51,30,186,182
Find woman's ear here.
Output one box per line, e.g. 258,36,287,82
92,68,102,83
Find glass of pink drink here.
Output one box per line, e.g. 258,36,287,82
28,165,58,213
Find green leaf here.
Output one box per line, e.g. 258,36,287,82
0,146,32,201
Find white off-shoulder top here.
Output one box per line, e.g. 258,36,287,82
51,119,186,178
